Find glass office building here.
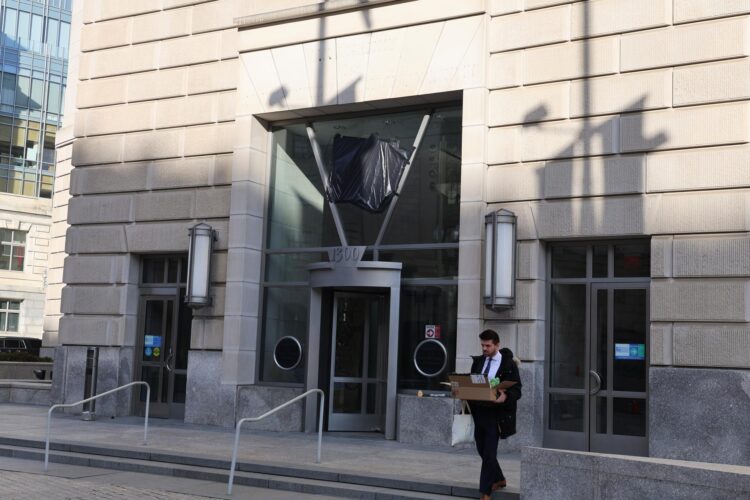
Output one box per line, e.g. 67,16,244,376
0,0,70,199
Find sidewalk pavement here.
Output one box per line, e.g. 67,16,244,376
0,403,521,493
0,455,340,499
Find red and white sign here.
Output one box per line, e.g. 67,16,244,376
425,325,441,339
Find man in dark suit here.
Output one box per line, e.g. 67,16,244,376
469,329,522,500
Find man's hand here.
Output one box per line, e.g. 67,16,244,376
495,390,507,403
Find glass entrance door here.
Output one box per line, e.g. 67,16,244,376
545,241,650,456
589,285,648,455
329,292,387,432
136,293,192,419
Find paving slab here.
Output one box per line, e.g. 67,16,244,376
0,403,522,495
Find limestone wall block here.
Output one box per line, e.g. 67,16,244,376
223,281,260,317
460,162,486,203
212,154,233,185
191,0,239,34
63,255,133,285
489,82,569,126
66,225,127,254
463,87,488,127
164,0,212,9
228,214,263,251
570,69,672,118
647,145,750,193
485,279,545,321
58,314,135,346
489,0,523,15
123,128,183,162
487,162,544,202
489,5,570,53
650,322,673,366
673,323,750,367
61,285,132,315
221,349,256,385
81,17,131,52
85,43,158,79
127,67,188,103
187,59,238,95
621,17,750,72
647,191,748,235
125,220,229,253
149,157,211,190
517,320,545,361
72,135,124,166
159,31,221,70
155,94,215,129
461,125,487,164
458,239,482,281
195,186,232,219
522,115,619,162
458,279,482,319
95,0,160,22
544,156,645,199
456,318,484,359
236,0,484,53
83,101,155,137
487,126,521,165
651,279,750,322
651,235,673,278
571,0,671,40
517,240,545,280
674,59,750,107
487,201,538,240
215,91,237,123
459,201,484,241
533,196,646,239
488,51,522,90
621,102,750,154
190,318,226,350
184,122,235,157
68,195,133,224
226,247,261,285
131,7,191,44
424,16,484,94
134,190,195,221
77,77,127,109
525,0,575,9
673,234,750,277
524,36,619,85
210,251,228,284
674,0,750,24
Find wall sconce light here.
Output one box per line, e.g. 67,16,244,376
484,209,516,309
186,223,216,308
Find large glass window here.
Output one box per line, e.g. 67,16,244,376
0,300,20,332
261,106,462,386
0,229,25,271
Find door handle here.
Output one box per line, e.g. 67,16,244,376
589,370,602,395
166,349,175,373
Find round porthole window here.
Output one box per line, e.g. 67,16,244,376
413,339,448,378
273,336,303,371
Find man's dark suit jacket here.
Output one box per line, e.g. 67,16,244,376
469,347,523,439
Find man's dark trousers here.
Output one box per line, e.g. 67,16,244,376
471,403,504,494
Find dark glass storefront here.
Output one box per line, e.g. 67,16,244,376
260,105,461,396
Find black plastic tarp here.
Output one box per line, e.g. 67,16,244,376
327,134,410,213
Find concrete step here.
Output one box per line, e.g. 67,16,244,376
0,439,519,500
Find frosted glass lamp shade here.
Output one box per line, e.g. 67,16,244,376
484,210,516,309
186,223,215,308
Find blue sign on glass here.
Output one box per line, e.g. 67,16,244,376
615,343,645,360
144,335,162,348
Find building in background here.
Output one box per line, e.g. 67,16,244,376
0,0,71,354
48,0,749,473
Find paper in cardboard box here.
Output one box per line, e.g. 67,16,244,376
448,374,517,402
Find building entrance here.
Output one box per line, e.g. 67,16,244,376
544,241,650,456
328,292,388,432
135,257,192,419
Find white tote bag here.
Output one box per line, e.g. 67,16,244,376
451,401,474,447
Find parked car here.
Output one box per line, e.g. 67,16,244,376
0,337,41,356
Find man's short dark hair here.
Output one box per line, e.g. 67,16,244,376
478,329,500,344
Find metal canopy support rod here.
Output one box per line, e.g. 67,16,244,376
374,111,433,249
306,125,348,247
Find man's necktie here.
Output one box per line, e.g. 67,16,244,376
482,357,491,376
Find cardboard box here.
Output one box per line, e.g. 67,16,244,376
448,374,516,402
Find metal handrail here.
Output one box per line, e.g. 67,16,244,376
227,388,324,495
45,381,150,471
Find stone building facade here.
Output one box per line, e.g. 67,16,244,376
48,0,749,467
